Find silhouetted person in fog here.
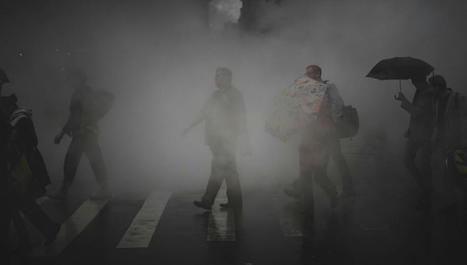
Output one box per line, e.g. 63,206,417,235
395,73,436,210
0,68,10,262
284,65,355,200
431,75,467,226
431,76,465,151
0,94,60,252
49,69,110,200
0,68,8,96
296,65,342,242
184,67,249,210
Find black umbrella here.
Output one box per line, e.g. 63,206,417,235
367,57,434,91
367,57,434,80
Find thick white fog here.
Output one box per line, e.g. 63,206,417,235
1,0,467,196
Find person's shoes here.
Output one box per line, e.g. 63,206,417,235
220,202,243,210
90,187,112,200
47,187,68,200
193,200,211,210
220,202,233,208
44,223,61,246
284,187,301,200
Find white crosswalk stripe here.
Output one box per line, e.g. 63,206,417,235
32,198,110,256
116,191,171,248
206,188,236,242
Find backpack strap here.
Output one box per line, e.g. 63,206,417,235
10,108,32,127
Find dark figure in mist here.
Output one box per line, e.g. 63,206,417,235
49,69,110,200
0,68,10,179
395,74,438,210
184,67,249,210
431,76,467,224
0,68,10,262
284,66,355,201
296,65,343,240
431,75,467,161
0,94,60,252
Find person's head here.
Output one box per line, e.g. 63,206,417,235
66,67,87,88
0,94,18,121
429,75,448,95
0,68,9,90
215,67,232,89
305,65,322,81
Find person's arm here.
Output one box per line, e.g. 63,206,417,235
326,84,344,121
396,77,430,115
183,112,205,136
183,96,210,136
55,95,80,144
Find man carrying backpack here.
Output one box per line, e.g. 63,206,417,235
283,65,355,200
49,69,112,200
266,65,345,242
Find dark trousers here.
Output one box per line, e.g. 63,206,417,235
0,192,9,262
329,137,353,193
404,138,432,194
13,196,58,240
201,142,242,207
299,139,338,239
299,144,338,210
63,133,107,188
3,194,57,251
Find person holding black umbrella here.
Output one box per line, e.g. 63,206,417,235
395,73,437,210
367,57,438,211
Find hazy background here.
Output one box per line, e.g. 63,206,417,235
1,0,466,196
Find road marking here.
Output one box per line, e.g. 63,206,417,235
32,198,109,256
117,191,171,248
206,189,236,242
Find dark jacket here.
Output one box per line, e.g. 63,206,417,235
8,109,50,196
0,121,8,193
202,87,247,147
63,85,98,137
435,91,467,154
401,78,436,142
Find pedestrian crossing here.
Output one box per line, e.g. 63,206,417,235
25,190,308,257
117,191,171,248
33,198,110,256
206,195,236,242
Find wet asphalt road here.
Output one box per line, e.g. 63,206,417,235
9,155,467,265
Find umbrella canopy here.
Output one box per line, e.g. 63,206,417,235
366,57,434,80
